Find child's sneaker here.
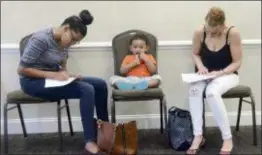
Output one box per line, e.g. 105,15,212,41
115,81,134,90
134,80,149,90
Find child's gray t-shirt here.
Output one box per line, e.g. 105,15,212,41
19,27,69,78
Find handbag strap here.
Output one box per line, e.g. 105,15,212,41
177,110,191,118
97,119,118,154
169,106,191,118
121,123,127,155
109,125,117,154
168,106,177,113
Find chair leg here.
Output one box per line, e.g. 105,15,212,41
161,97,168,134
159,99,163,134
64,99,74,136
235,97,243,131
17,104,27,137
250,94,257,145
57,101,63,152
4,103,9,154
163,97,168,130
111,99,116,123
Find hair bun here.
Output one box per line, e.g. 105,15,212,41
79,10,94,25
210,7,223,17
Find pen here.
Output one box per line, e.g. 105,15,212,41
57,64,62,70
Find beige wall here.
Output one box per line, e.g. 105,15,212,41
1,1,261,43
1,1,261,134
1,42,261,134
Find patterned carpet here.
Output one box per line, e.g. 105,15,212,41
1,126,261,155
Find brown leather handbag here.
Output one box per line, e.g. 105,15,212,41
97,119,138,155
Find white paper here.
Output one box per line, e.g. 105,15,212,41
45,77,76,88
181,73,215,83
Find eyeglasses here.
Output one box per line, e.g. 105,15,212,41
69,30,80,44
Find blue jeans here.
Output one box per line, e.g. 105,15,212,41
19,76,109,143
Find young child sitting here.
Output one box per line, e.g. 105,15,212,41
109,33,162,90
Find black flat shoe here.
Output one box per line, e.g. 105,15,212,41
186,138,206,155
83,149,108,155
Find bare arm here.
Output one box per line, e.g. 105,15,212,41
144,57,157,74
120,61,138,75
192,26,206,70
222,28,242,74
17,66,55,79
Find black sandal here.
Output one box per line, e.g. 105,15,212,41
186,138,206,155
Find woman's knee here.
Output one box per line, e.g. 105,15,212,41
81,77,108,92
188,82,206,97
77,81,95,95
95,78,108,91
205,85,220,98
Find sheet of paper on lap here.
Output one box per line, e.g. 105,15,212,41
45,77,76,88
181,73,215,83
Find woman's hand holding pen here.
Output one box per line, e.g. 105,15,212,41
51,70,70,81
54,64,83,81
69,73,83,80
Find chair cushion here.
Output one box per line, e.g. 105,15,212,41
222,85,251,98
112,88,164,101
6,90,49,103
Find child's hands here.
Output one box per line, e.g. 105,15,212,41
139,52,148,62
134,54,141,65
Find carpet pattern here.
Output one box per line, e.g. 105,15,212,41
1,126,261,154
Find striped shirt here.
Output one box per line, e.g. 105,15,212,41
19,27,69,78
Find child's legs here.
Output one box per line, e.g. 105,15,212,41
109,75,139,90
109,75,132,85
133,74,162,90
143,74,162,88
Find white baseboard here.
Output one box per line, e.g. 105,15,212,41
1,39,261,52
1,111,260,135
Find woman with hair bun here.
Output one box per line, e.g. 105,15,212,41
17,10,109,155
186,7,243,155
